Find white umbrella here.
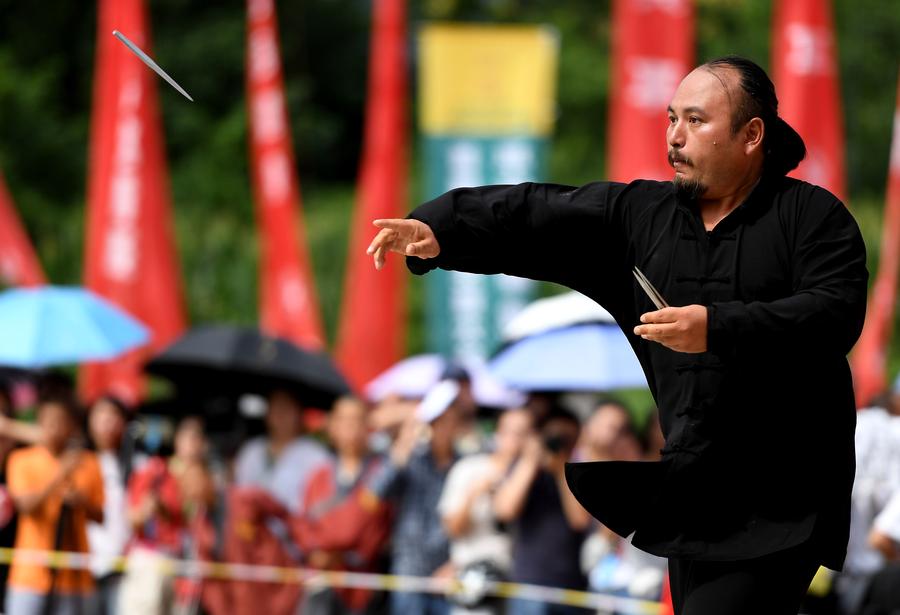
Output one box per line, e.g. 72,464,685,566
365,354,525,409
502,291,615,342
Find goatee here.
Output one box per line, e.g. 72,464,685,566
673,175,707,202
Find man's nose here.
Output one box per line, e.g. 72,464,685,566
668,120,685,148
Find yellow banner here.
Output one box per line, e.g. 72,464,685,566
419,24,559,136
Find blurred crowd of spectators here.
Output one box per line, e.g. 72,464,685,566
0,369,898,615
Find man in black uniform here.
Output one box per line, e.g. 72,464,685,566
367,56,868,615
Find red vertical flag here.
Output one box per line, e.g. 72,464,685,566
334,0,408,391
772,0,846,201
247,0,324,349
851,72,900,407
0,172,46,287
608,0,694,182
82,0,186,403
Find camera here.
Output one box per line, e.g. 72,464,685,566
543,433,570,453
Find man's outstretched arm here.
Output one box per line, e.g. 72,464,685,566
367,181,631,298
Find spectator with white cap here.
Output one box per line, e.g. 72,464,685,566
365,379,462,615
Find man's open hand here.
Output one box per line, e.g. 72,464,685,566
633,305,708,353
367,219,440,270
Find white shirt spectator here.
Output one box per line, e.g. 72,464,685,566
834,406,900,613
845,407,900,575
438,453,511,571
88,451,132,578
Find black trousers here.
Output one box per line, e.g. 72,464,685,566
668,542,821,615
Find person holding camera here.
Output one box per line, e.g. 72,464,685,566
437,407,534,614
493,408,591,615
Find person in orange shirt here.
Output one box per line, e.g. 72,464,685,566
5,388,104,615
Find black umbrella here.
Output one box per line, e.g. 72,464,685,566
145,325,351,410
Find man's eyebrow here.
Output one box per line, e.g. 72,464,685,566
667,105,707,115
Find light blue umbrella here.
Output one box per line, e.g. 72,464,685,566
489,323,647,391
0,286,150,368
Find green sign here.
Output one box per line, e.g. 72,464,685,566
424,136,548,358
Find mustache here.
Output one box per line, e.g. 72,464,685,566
667,151,693,167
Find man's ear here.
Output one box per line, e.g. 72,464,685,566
744,117,765,154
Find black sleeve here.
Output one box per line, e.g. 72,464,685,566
405,181,630,300
707,197,868,357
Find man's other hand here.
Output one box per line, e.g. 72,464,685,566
634,305,708,353
367,219,440,270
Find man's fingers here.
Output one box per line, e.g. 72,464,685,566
406,238,433,257
367,228,393,255
370,218,438,267
634,323,678,339
639,310,660,323
639,308,678,324
372,218,410,232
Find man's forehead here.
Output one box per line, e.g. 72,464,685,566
668,66,735,112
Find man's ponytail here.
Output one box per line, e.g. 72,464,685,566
766,117,807,176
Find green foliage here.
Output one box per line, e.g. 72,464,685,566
0,0,898,375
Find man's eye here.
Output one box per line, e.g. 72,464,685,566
689,116,701,124
668,116,677,124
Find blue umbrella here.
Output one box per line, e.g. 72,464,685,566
489,323,647,391
0,286,150,368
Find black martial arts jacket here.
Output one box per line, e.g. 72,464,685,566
406,174,868,570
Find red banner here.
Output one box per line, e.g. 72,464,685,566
334,0,408,391
851,72,900,407
0,172,45,287
608,0,694,182
247,0,324,349
82,0,186,404
772,0,846,201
